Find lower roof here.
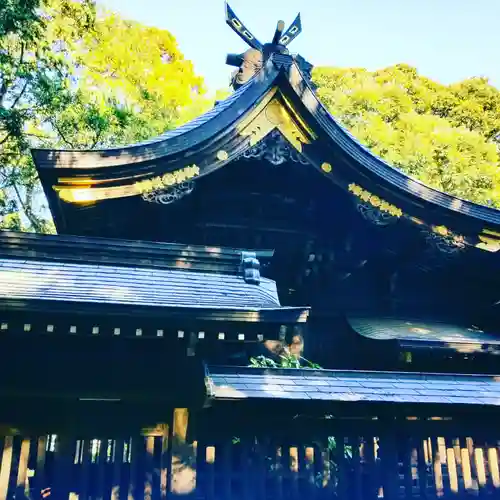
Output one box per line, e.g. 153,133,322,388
206,366,500,407
348,316,500,353
0,257,308,322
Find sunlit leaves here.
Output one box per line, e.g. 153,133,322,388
0,0,208,232
313,65,500,207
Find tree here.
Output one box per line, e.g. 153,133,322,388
0,0,209,232
313,65,500,207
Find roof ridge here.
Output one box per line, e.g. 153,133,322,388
0,230,274,276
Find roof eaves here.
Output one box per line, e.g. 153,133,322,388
31,60,281,170
206,365,500,406
283,60,500,228
348,316,500,353
0,230,274,275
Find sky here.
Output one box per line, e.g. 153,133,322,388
101,0,499,94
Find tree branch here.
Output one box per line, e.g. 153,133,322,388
0,133,12,146
0,42,25,104
90,126,104,149
11,181,44,233
9,79,30,110
11,181,38,231
51,120,76,148
25,132,51,140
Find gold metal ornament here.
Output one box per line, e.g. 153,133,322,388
56,165,200,203
236,87,315,153
217,150,229,161
348,183,403,217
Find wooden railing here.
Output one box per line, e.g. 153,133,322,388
196,434,500,499
2,421,500,498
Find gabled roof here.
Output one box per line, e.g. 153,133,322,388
32,54,500,252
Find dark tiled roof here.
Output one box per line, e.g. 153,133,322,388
289,61,500,226
130,83,251,148
31,76,263,169
348,317,500,351
0,258,280,310
206,366,500,406
0,230,273,274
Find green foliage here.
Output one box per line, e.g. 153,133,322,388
249,354,322,370
0,0,209,232
313,64,500,207
3,3,500,233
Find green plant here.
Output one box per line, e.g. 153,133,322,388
249,354,322,369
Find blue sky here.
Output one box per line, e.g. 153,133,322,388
100,0,499,93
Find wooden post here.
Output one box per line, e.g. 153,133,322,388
159,425,170,498
16,438,31,498
97,438,109,498
80,440,91,500
350,436,362,500
401,436,414,499
363,435,378,500
111,439,125,500
273,441,283,500
416,438,429,499
170,408,197,496
129,436,145,500
52,436,74,499
335,434,348,500
432,437,444,497
380,431,400,500
255,437,266,500
144,436,154,500
33,435,47,498
288,445,299,500
0,436,13,500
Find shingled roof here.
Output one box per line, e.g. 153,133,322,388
0,232,309,322
348,317,500,353
206,366,500,407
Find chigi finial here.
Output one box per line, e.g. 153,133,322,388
224,2,302,51
225,2,310,90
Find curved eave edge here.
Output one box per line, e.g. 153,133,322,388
0,298,310,323
278,61,500,251
31,61,281,171
286,63,500,224
347,317,500,352
41,70,305,206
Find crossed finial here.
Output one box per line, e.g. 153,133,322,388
224,2,303,89
225,2,302,51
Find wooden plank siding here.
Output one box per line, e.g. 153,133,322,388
2,417,500,499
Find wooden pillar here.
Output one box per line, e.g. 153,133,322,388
52,435,75,499
170,408,197,496
380,428,400,500
110,439,122,500
15,437,31,498
349,436,362,500
0,436,13,500
335,434,348,500
33,436,47,498
159,425,170,498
